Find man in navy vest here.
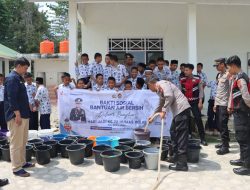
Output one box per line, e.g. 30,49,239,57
227,55,250,176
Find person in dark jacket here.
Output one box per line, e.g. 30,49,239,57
4,57,35,177
227,55,250,176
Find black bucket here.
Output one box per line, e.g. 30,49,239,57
44,140,58,158
119,138,135,147
157,144,169,161
125,151,143,169
0,136,8,145
163,136,171,145
134,128,150,141
187,143,201,163
66,144,86,165
133,145,150,163
28,139,44,157
114,145,132,164
101,150,122,172
34,145,52,165
0,144,10,162
58,139,75,158
77,139,94,157
92,145,112,165
188,139,201,146
26,145,33,162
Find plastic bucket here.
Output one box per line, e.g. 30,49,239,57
34,145,52,165
66,144,86,165
88,136,97,146
28,130,39,140
114,145,132,163
38,129,54,141
135,140,151,146
53,134,68,141
58,139,76,158
163,136,171,145
133,145,150,163
96,136,112,146
92,145,112,165
134,128,150,141
0,136,8,145
125,151,143,169
187,143,201,163
188,139,200,146
119,138,135,147
26,145,33,162
101,150,122,172
110,136,120,148
143,148,159,170
77,139,94,157
66,135,86,141
0,144,10,162
44,140,58,158
28,139,44,157
157,144,169,161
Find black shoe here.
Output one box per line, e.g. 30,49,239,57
215,143,222,149
0,178,9,187
230,159,244,166
169,163,188,171
233,167,250,176
201,140,208,146
216,147,229,155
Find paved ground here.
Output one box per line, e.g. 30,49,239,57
0,143,249,190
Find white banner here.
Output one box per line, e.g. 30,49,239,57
58,89,172,138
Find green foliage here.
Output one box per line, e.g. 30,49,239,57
0,0,50,53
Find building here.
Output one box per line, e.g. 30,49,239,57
30,0,250,79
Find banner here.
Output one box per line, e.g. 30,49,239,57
58,89,172,138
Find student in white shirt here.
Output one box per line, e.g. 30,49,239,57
54,72,75,98
24,72,38,130
111,55,129,90
153,57,172,81
136,78,147,90
128,67,139,90
75,53,90,80
35,77,51,129
92,74,105,91
88,53,104,86
124,80,133,91
103,54,113,85
105,77,118,91
137,63,146,78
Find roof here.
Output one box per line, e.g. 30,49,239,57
29,0,250,6
0,43,20,60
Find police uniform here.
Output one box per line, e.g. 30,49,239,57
154,80,191,171
229,72,250,175
180,75,207,145
70,98,86,122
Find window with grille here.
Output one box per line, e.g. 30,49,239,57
108,38,164,64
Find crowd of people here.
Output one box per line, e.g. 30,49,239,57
0,53,250,182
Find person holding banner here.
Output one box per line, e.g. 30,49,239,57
148,78,191,171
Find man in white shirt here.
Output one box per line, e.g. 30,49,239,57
35,77,51,129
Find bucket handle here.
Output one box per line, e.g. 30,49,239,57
144,113,161,132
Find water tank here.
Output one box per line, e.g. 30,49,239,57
59,40,69,53
40,40,54,54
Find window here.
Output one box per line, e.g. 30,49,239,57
109,38,164,64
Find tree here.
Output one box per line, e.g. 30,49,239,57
0,0,50,53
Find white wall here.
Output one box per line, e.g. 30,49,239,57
34,59,68,86
79,3,188,62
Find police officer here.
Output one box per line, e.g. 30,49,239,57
180,64,207,146
227,56,250,176
213,58,231,155
148,78,191,171
70,98,86,122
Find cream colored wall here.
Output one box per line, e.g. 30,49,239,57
34,59,68,86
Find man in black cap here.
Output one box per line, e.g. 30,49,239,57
227,55,250,175
124,53,137,77
70,98,86,122
213,58,231,155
